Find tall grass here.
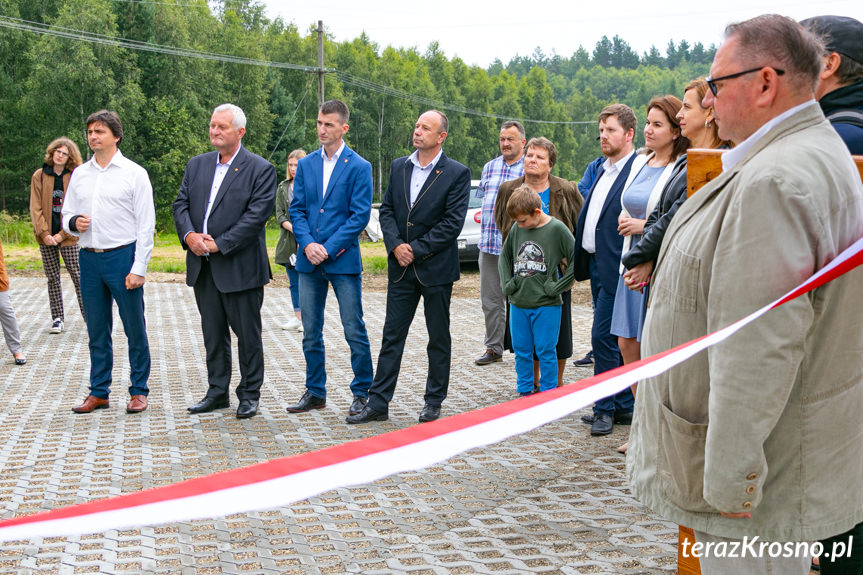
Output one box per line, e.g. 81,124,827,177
0,212,37,246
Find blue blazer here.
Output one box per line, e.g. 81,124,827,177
379,153,471,286
173,145,277,293
289,144,373,274
573,153,636,289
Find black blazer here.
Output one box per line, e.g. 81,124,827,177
173,146,277,293
573,153,636,289
379,152,471,285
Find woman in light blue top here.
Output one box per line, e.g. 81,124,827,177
610,96,687,452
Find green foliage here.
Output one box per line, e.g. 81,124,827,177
0,212,36,245
0,0,715,227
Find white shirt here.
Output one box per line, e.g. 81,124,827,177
62,150,155,277
408,148,443,206
321,140,345,197
722,100,817,171
203,144,242,234
582,150,635,253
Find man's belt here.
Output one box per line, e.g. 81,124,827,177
82,243,132,254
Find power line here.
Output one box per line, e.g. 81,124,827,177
0,15,595,126
0,15,325,72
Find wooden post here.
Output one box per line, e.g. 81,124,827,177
677,152,863,575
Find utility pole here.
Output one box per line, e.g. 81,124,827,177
317,20,325,108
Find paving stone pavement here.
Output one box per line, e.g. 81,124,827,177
0,277,677,574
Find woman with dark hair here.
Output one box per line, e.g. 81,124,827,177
275,148,307,332
609,95,687,452
622,78,729,289
30,137,85,333
615,80,729,454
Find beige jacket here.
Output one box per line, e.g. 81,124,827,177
627,104,863,541
30,167,77,246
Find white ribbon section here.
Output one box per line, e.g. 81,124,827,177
0,237,860,542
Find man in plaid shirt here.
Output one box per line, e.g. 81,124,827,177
475,120,526,365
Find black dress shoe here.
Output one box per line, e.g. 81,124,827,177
286,391,326,413
418,404,441,423
346,405,388,424
348,396,368,415
188,396,230,414
572,350,594,366
236,399,258,419
581,411,633,425
590,413,614,436
475,350,503,365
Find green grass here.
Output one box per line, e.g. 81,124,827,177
0,212,37,246
2,217,390,275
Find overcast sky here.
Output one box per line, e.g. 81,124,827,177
263,0,862,68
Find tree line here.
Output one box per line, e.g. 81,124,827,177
0,0,712,230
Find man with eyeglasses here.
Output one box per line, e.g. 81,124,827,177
627,15,863,574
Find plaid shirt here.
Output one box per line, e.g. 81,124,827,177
478,155,524,255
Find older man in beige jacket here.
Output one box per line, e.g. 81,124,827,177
627,15,863,574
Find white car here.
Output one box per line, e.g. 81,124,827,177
457,180,482,263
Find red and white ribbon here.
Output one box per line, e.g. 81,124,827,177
0,237,861,542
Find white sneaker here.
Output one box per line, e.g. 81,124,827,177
282,317,303,332
50,318,64,334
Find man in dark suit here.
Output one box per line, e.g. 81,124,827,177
347,110,471,425
173,103,277,419
285,100,374,416
573,104,638,436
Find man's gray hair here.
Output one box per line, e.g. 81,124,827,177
501,120,525,139
213,103,247,130
725,14,824,94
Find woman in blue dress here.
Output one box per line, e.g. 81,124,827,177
610,96,687,451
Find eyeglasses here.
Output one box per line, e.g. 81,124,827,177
706,67,785,96
53,150,69,157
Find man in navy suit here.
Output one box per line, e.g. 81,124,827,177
573,104,638,436
347,110,471,424
173,103,277,419
285,100,375,416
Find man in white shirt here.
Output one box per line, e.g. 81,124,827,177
573,104,638,436
62,110,155,414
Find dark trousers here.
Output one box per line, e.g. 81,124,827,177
79,244,150,399
588,254,633,416
820,521,863,575
193,260,264,402
368,268,453,412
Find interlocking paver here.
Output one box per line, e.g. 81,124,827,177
0,276,677,573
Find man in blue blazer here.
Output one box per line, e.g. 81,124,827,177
173,103,277,419
347,110,471,425
286,100,374,416
573,104,638,436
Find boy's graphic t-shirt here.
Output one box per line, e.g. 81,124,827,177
498,216,575,309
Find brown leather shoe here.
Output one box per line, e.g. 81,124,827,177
126,395,148,413
72,395,110,413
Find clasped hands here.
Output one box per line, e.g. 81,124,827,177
186,232,219,256
393,243,414,267
623,261,654,293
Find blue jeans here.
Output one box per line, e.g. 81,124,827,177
298,268,373,399
510,304,560,393
285,265,300,312
79,244,150,399
588,254,632,416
